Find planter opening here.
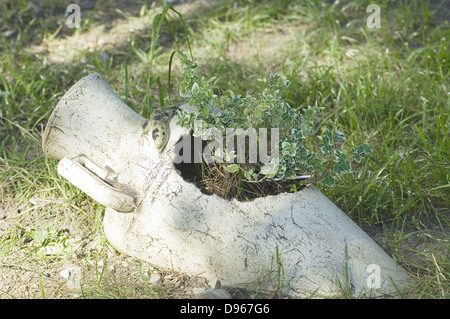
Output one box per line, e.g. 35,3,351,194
173,132,307,201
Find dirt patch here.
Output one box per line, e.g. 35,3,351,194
0,197,263,299
0,200,211,299
26,0,213,64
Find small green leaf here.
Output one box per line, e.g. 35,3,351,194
31,230,49,245
333,160,351,175
285,170,297,180
282,142,296,157
243,168,253,180
319,129,334,153
352,143,373,163
333,128,346,141
281,112,290,122
192,82,199,94
324,175,335,187
224,150,237,162
198,105,209,119
233,118,246,125
225,164,239,173
334,149,347,160
260,158,279,178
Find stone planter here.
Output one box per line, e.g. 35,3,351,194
42,74,411,297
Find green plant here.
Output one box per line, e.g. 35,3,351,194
30,221,59,245
136,4,193,117
174,50,372,193
27,221,70,259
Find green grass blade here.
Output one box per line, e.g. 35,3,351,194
167,6,194,60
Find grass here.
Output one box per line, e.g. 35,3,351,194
0,0,448,298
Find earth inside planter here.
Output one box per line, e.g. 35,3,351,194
42,74,411,297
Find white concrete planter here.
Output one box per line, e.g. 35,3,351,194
42,74,411,297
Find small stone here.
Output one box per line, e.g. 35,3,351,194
185,287,193,295
60,269,71,279
3,30,17,38
45,245,61,255
149,273,162,286
96,52,110,62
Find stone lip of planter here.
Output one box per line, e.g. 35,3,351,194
43,74,412,298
